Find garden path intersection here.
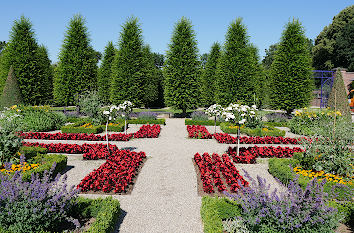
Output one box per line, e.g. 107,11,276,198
24,118,294,233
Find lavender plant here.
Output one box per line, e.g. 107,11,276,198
137,112,157,120
191,111,208,121
226,171,341,233
0,163,79,232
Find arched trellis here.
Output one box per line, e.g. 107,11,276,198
312,70,334,108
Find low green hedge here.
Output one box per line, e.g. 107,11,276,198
21,153,67,181
263,121,288,127
201,196,241,233
72,197,121,233
268,158,354,201
61,124,103,134
220,122,285,137
0,197,120,233
19,146,48,160
185,119,221,126
117,119,165,125
105,123,124,132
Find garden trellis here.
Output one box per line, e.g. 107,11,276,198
312,70,334,108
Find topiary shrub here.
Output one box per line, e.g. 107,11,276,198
0,66,23,108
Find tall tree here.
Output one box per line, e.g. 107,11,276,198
163,17,200,114
37,45,54,102
110,17,145,106
54,14,98,105
0,16,49,104
262,43,279,70
313,5,354,71
152,53,164,68
216,18,258,106
200,53,208,69
0,41,6,54
141,45,159,107
98,41,115,103
249,44,267,108
1,66,23,107
200,42,221,106
270,19,313,114
336,20,354,71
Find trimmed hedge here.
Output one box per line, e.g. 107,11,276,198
72,197,121,233
201,196,241,233
61,124,103,134
105,123,124,132
21,153,67,181
19,146,48,160
0,196,120,233
268,158,354,201
263,121,288,127
185,119,221,126
220,122,285,137
117,118,165,125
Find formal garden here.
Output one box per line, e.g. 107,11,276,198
0,4,353,233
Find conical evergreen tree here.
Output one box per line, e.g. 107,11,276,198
54,14,98,105
37,45,53,102
141,45,159,107
200,42,221,106
215,18,257,106
1,66,23,107
249,44,266,107
98,41,115,103
270,19,313,114
163,17,200,114
110,17,145,106
0,16,47,104
328,69,351,119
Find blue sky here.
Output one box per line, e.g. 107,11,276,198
0,1,353,63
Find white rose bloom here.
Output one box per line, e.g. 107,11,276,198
239,119,246,124
252,105,257,109
103,110,110,115
250,111,255,115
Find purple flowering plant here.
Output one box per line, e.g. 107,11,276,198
137,111,157,120
0,163,79,232
225,171,341,232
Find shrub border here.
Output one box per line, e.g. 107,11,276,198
220,122,285,137
185,119,221,126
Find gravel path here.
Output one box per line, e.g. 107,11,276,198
25,119,289,233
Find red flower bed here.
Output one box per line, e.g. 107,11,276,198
187,125,212,139
22,142,120,160
19,124,161,141
134,124,161,138
77,150,146,193
194,152,248,194
227,146,304,164
213,133,299,144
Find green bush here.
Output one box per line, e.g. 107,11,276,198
220,122,285,137
0,130,22,164
263,121,288,127
327,201,354,225
19,146,48,160
61,124,103,134
117,118,165,125
21,153,67,182
185,119,221,126
105,123,124,132
268,158,354,201
201,196,242,233
71,197,121,233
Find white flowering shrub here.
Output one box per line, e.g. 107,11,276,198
222,104,261,128
205,104,224,118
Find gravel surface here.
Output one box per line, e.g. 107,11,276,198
25,119,290,233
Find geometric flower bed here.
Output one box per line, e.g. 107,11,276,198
77,150,146,193
18,124,161,141
22,142,120,160
194,152,249,194
227,146,304,164
187,125,213,139
214,133,299,144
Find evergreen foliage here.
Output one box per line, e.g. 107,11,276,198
313,5,354,71
110,17,145,106
54,14,98,106
336,20,354,71
98,41,115,103
37,45,54,103
0,66,23,107
200,42,221,106
249,44,267,108
327,69,351,119
141,45,159,107
215,18,258,106
0,16,48,104
270,19,313,114
163,17,200,114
